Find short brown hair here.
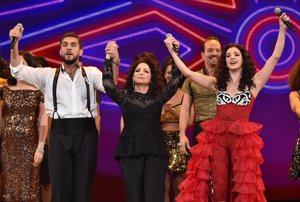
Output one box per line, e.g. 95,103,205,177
202,36,220,52
59,32,82,49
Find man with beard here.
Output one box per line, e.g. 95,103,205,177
179,36,221,152
9,25,119,202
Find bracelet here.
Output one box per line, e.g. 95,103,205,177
112,58,121,65
36,148,44,154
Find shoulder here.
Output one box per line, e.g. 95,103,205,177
38,67,58,77
83,66,102,74
290,91,299,99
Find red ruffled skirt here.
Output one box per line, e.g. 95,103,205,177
176,118,266,202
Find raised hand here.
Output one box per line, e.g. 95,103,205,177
105,41,120,65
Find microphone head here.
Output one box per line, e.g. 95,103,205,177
274,7,282,15
166,33,173,39
16,23,24,32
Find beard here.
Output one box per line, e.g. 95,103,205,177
61,54,79,65
209,56,219,66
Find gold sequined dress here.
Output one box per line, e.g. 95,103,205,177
0,86,44,202
160,103,191,172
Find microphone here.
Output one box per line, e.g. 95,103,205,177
166,33,179,54
10,23,24,49
274,7,295,32
105,53,110,60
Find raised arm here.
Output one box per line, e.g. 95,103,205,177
253,13,289,94
105,41,120,85
9,24,47,90
164,36,216,91
102,52,126,106
9,24,23,67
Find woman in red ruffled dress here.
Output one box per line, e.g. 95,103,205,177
164,13,290,202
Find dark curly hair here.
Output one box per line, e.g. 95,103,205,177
0,57,8,79
34,55,48,67
161,57,173,84
215,44,256,91
288,60,300,91
124,52,164,97
7,50,37,86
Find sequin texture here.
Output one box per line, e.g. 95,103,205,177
289,123,300,180
163,131,191,172
0,86,44,202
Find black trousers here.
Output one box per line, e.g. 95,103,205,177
119,155,168,202
192,121,204,146
49,118,98,202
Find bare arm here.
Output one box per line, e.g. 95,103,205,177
9,24,23,67
253,14,288,96
95,103,101,135
33,102,48,167
179,93,192,154
289,91,300,118
120,116,124,133
179,93,193,136
164,37,216,91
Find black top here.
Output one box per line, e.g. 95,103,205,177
103,63,182,159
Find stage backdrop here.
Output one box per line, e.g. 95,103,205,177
0,0,300,200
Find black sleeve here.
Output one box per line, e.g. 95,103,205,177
159,61,182,104
102,61,126,106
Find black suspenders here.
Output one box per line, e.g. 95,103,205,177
52,65,93,118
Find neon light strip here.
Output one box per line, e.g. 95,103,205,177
30,10,203,71
258,29,294,66
245,16,300,80
78,11,206,41
152,0,231,33
30,10,204,54
30,10,204,53
0,2,132,46
100,100,118,107
194,0,236,9
0,0,64,17
82,55,129,68
245,17,274,50
264,84,289,90
83,27,191,61
236,5,300,43
189,58,204,69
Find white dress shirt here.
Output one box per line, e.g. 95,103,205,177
10,62,105,119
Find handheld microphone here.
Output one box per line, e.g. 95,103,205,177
10,23,24,49
166,33,179,54
274,7,295,32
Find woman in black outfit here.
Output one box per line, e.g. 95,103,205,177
103,48,182,202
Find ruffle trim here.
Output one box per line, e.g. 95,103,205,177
176,121,266,202
176,132,214,202
201,119,263,135
232,131,266,202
